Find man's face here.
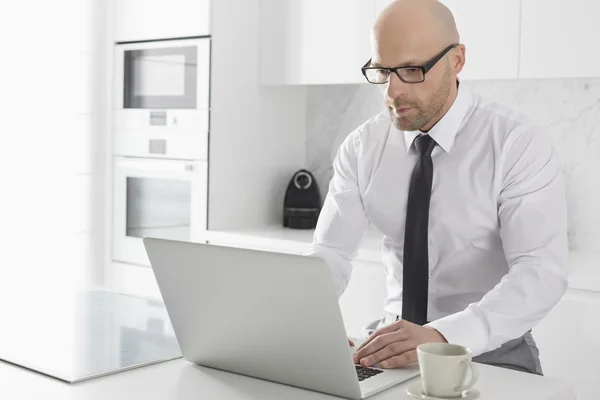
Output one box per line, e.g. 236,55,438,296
372,42,455,132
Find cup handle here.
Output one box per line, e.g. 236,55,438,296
455,360,478,392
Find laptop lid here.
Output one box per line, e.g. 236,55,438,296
143,237,363,399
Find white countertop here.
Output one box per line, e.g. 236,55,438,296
0,270,576,400
206,225,600,292
206,225,383,262
0,355,576,400
0,289,181,383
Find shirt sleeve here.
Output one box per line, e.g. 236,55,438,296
427,126,569,357
304,130,370,299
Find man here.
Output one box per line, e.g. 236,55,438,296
305,0,568,375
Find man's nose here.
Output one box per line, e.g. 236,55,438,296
386,72,411,100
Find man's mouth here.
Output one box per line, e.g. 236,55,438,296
394,106,413,114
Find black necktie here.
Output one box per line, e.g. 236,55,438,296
402,134,436,325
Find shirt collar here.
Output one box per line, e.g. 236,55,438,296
401,80,473,154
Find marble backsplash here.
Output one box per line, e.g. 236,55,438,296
305,79,600,254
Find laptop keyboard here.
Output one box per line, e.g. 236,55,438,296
355,365,384,381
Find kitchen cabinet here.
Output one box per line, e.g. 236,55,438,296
338,260,387,338
260,0,376,85
520,0,600,78
533,288,600,400
115,0,210,42
439,0,521,80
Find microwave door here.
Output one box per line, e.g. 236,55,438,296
124,45,197,110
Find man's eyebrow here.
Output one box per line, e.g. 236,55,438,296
370,59,422,68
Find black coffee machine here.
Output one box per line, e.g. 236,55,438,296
283,169,321,229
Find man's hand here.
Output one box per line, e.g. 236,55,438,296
352,320,447,369
349,338,355,347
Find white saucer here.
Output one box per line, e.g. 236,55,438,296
406,380,480,400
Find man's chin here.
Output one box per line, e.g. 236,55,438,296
392,116,417,131
389,109,419,131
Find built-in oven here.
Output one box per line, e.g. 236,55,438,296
113,37,210,160
112,156,208,266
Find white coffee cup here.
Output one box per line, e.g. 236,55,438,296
416,343,478,398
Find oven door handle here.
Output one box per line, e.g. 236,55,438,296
115,158,200,174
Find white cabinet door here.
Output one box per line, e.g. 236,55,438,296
115,0,210,42
338,260,387,339
439,0,520,80
520,0,600,78
532,289,600,400
261,0,376,85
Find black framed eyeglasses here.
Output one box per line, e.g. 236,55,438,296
361,43,459,84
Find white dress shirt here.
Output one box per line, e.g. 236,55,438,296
305,83,569,357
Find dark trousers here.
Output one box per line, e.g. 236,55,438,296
473,330,543,375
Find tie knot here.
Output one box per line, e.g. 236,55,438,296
414,134,436,157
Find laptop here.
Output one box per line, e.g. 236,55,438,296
143,237,420,399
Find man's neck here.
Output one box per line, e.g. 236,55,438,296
420,80,459,133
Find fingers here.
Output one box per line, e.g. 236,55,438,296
355,320,406,353
354,329,406,362
358,339,416,367
380,350,418,369
353,330,412,366
349,339,355,347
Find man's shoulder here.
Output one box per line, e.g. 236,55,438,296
343,110,392,146
469,91,543,145
471,92,536,129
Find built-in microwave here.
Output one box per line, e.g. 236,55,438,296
113,37,210,160
112,156,208,266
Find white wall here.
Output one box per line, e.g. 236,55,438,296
208,0,307,231
0,0,109,287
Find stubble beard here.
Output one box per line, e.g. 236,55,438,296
389,65,453,132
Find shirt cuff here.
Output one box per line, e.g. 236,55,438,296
425,308,491,357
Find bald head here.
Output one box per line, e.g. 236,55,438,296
368,0,466,132
373,0,459,60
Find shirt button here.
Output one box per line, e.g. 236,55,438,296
428,301,432,307
428,239,433,245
